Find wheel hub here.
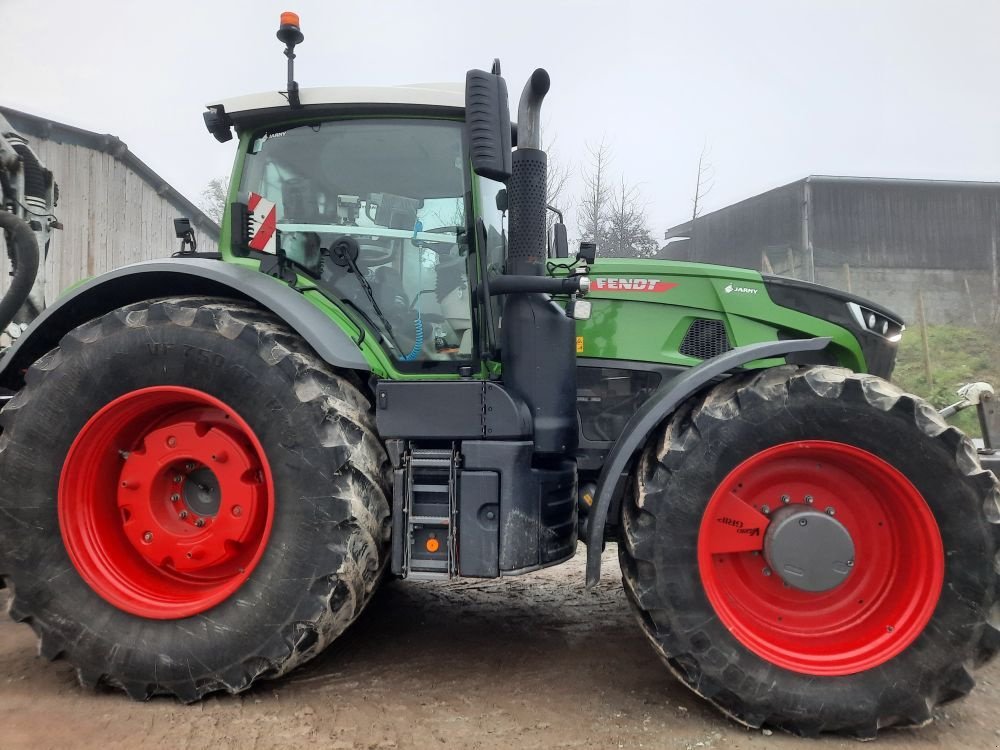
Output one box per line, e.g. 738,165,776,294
763,505,854,592
59,386,275,619
696,440,944,675
118,418,260,574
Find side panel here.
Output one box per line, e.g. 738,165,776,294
573,258,866,372
0,258,368,389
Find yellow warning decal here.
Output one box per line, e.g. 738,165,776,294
576,336,584,353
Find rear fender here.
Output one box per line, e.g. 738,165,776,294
0,258,369,389
584,337,832,587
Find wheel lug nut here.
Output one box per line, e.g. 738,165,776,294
847,559,854,567
179,510,189,520
170,493,180,502
760,505,770,515
173,475,183,483
185,463,195,471
762,568,772,577
780,495,790,504
119,450,130,460
232,506,242,517
167,436,177,448
798,518,807,526
142,531,153,543
825,506,836,516
195,518,205,528
804,495,814,504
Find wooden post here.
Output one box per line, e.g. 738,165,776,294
917,290,933,387
964,277,978,326
842,262,852,293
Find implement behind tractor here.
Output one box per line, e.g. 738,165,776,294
0,14,997,739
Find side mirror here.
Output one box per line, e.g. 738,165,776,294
465,69,512,182
173,217,197,255
577,241,597,265
551,223,569,259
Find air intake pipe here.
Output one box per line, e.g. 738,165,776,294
502,69,578,456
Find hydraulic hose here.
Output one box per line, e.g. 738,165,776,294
400,313,424,361
0,211,40,334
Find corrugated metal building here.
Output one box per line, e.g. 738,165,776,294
0,106,219,305
663,176,1000,324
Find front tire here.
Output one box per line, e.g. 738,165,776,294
0,296,390,701
620,365,1000,737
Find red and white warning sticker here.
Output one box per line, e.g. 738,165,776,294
247,192,277,254
592,278,678,293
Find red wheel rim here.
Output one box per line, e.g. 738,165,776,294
59,386,274,619
697,440,943,676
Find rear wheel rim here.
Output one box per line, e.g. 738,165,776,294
697,440,944,676
59,386,274,619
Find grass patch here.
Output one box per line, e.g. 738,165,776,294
892,324,1000,437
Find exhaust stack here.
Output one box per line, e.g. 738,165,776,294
502,69,577,456
506,69,550,277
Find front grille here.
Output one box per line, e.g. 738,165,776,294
679,319,731,359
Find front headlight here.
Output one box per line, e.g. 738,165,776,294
847,302,904,341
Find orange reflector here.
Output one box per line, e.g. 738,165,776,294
426,538,440,553
280,11,300,27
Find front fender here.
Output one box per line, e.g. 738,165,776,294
0,258,369,390
584,337,832,587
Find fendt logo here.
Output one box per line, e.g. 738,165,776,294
593,278,678,293
724,283,759,295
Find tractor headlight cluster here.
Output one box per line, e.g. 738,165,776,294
847,302,904,342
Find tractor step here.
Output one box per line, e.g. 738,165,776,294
392,445,458,579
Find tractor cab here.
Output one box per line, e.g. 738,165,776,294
206,87,504,369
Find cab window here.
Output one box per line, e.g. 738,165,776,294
240,119,473,364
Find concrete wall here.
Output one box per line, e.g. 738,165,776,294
814,265,996,326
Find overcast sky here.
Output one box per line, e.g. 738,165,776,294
3,0,999,239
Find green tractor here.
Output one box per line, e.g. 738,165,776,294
0,13,997,739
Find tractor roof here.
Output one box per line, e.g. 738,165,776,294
208,83,464,129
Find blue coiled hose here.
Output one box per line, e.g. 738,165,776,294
400,312,424,361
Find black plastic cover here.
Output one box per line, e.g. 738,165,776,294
501,293,578,455
763,276,902,379
465,70,512,182
462,441,576,572
375,381,532,439
458,471,500,577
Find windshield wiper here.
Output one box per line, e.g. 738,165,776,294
326,237,405,353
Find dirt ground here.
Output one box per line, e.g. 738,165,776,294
1,545,998,750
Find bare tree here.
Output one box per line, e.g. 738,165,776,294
544,133,573,239
691,140,714,223
577,138,613,248
198,176,230,224
604,178,659,258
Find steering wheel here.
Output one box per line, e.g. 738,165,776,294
356,239,394,265
416,225,465,254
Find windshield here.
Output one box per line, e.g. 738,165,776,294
240,119,473,364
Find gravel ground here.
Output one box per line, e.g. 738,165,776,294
1,544,998,749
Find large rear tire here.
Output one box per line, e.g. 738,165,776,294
619,365,1000,737
0,296,390,701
